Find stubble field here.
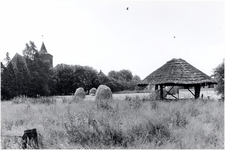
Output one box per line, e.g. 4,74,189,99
1,93,224,149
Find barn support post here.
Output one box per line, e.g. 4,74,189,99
155,84,158,92
160,85,164,100
194,84,201,99
154,85,159,99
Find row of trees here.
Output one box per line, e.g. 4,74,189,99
1,41,223,100
52,64,141,95
1,41,141,100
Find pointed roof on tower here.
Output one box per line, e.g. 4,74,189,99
39,42,48,54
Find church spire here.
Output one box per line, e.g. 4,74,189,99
39,42,48,54
39,35,48,54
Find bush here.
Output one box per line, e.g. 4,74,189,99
62,97,72,103
128,121,171,145
73,87,86,102
32,97,56,105
95,85,113,109
213,62,224,97
150,100,158,110
89,88,97,96
12,96,26,104
125,95,143,110
12,96,56,105
170,110,188,128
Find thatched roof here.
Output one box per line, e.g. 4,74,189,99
138,58,217,86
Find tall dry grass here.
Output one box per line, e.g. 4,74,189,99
1,95,224,149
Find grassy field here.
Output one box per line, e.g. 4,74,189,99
1,93,224,149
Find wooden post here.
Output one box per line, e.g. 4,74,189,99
22,128,39,149
155,84,158,91
194,84,201,99
160,85,164,100
154,85,158,99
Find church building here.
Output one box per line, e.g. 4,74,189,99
11,42,53,68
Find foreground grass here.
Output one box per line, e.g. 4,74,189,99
1,95,224,149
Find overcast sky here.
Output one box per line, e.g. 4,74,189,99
0,0,224,79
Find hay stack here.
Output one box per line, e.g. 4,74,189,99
73,87,86,101
95,85,112,108
89,88,97,96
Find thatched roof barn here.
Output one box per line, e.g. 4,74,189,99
138,58,217,99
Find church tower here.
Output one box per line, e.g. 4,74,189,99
39,42,53,67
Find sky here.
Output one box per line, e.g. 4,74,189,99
0,0,224,80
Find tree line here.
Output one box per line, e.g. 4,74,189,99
1,41,223,100
1,41,141,100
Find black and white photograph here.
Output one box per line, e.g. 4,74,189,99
0,0,224,149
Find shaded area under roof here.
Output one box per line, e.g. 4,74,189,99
138,58,217,86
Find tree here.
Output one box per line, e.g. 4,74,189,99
130,75,141,90
108,70,119,80
106,78,123,92
14,56,30,96
53,64,75,95
23,41,38,60
33,53,54,96
118,69,133,82
108,69,133,82
22,41,54,97
53,64,100,95
213,62,224,97
108,70,139,91
132,75,141,82
25,56,39,97
81,66,99,91
72,66,87,91
1,62,18,100
3,52,11,66
72,65,100,93
98,70,110,85
1,62,4,73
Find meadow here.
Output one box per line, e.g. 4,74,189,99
1,93,224,149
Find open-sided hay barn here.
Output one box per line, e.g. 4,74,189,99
138,58,217,99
